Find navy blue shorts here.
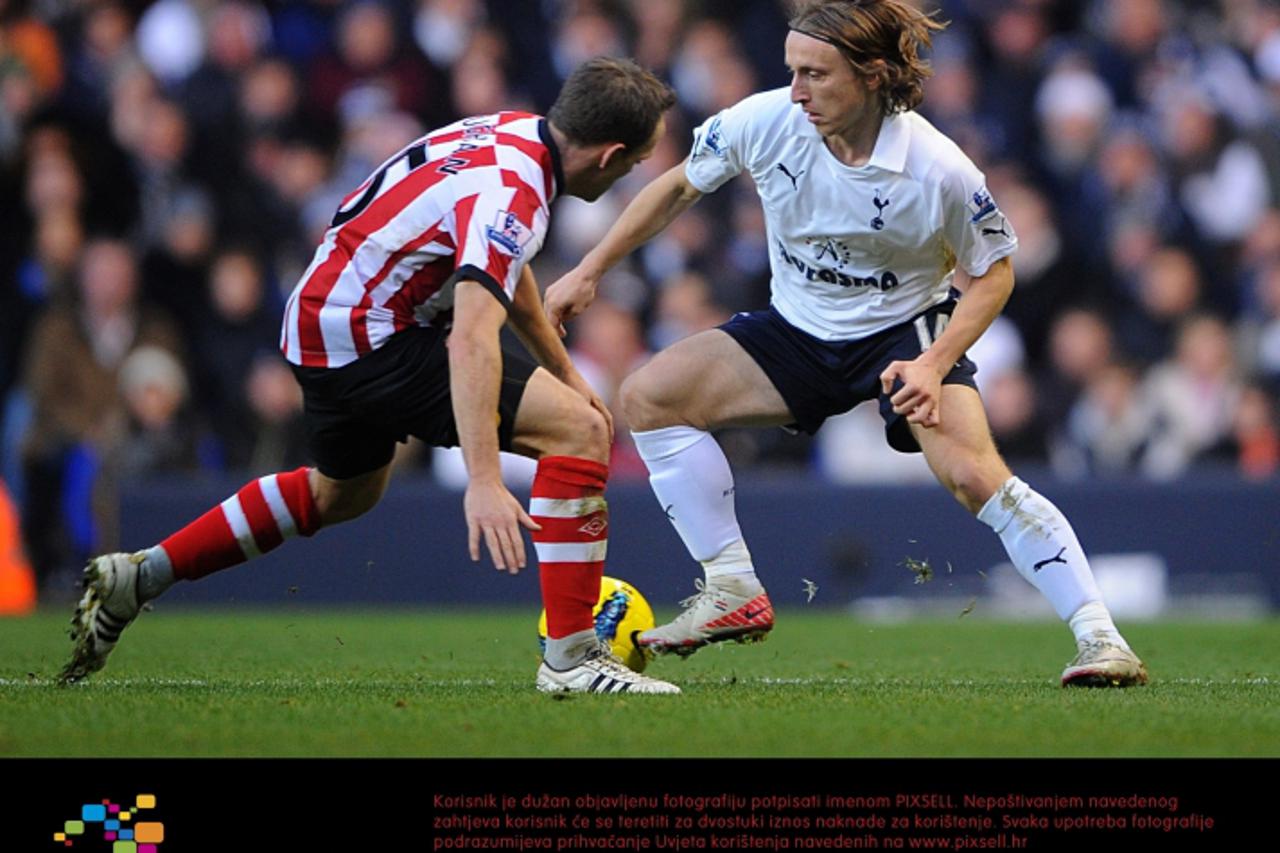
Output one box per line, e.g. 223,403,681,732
290,326,537,480
719,301,978,453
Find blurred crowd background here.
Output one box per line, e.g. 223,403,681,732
1,0,1279,593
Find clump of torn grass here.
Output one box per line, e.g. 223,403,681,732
901,556,933,584
802,579,819,602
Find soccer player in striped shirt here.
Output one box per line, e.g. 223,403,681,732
61,59,681,695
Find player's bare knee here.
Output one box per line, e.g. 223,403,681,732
618,372,650,427
314,490,372,527
620,370,676,431
544,395,610,463
945,458,1005,515
311,469,385,527
576,402,611,462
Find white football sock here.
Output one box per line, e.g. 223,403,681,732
1068,600,1127,648
701,539,762,591
137,545,175,602
977,477,1115,634
631,426,758,584
543,628,599,669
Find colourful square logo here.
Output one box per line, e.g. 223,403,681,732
134,822,164,844
55,793,162,849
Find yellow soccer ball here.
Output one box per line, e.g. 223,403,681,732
537,577,655,672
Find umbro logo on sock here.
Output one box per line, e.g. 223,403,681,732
663,504,675,521
577,518,608,536
1033,547,1068,572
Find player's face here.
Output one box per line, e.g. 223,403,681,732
785,31,879,140
582,117,666,201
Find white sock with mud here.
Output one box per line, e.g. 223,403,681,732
543,628,600,670
701,538,762,594
137,546,175,602
632,426,758,588
1068,600,1128,649
977,477,1124,645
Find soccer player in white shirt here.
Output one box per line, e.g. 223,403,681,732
547,1,1146,687
62,59,681,695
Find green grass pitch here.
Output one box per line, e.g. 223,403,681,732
2,609,1278,757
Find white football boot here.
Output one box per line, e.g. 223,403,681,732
636,577,774,657
1061,631,1148,688
536,643,681,694
60,552,145,683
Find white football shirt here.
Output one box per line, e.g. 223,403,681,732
686,88,1018,341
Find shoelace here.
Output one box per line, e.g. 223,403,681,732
677,578,714,612
584,643,643,680
1070,635,1118,665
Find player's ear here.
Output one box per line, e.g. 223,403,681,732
597,142,628,169
862,59,887,91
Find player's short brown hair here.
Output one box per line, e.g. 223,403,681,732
789,0,946,115
548,57,677,151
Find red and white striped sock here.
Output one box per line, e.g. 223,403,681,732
530,456,608,641
159,467,321,581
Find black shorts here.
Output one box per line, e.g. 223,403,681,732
290,326,537,480
719,301,978,453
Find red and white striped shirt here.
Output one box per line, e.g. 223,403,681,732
281,111,564,368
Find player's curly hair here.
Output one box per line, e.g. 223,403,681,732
788,0,946,115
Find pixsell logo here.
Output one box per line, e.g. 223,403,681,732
52,795,164,851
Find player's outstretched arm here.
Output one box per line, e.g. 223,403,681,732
544,160,703,335
508,266,613,435
450,280,541,573
880,256,1015,428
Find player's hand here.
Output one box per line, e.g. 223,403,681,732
561,369,615,437
464,479,541,573
880,357,945,428
544,267,600,337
